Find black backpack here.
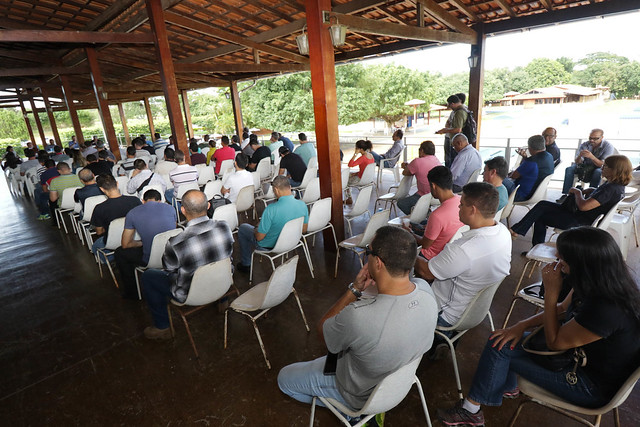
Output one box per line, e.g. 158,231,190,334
462,107,477,145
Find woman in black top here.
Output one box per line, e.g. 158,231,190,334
438,226,640,426
510,155,632,246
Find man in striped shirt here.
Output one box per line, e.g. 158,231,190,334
166,149,198,206
117,146,137,176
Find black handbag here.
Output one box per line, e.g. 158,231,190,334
560,193,578,214
207,195,231,217
522,326,587,384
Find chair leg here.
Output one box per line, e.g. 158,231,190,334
106,259,119,289
223,309,229,349
508,399,531,427
309,397,317,427
633,215,639,247
249,252,255,284
178,309,199,359
167,305,175,337
301,243,315,279
613,407,620,427
487,311,495,332
435,331,464,401
414,377,433,427
97,251,104,278
134,269,143,300
334,247,341,278
292,289,310,332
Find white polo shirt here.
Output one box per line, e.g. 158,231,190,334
429,222,512,325
223,170,254,203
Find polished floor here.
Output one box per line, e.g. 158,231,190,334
1,174,639,426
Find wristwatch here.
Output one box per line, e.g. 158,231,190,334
348,282,362,299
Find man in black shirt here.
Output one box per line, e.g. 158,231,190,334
85,153,114,177
278,146,308,186
247,138,272,171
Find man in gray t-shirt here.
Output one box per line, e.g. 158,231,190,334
278,226,438,413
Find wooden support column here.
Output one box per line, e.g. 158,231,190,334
180,89,194,139
60,75,85,143
28,96,47,148
229,80,243,137
85,47,121,161
117,102,131,145
41,87,61,146
145,0,189,162
18,97,37,148
306,0,344,244
143,97,156,140
468,24,485,149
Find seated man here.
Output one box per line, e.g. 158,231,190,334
503,135,554,201
152,132,168,151
397,140,441,215
114,189,177,300
212,136,236,175
84,153,113,177
166,150,198,206
229,135,242,152
189,140,207,165
247,135,272,170
20,148,40,176
90,174,142,260
221,153,253,203
293,133,316,166
559,128,614,200
450,133,482,193
117,146,138,176
404,166,463,260
34,159,58,220
278,146,307,187
133,137,153,158
278,226,438,415
518,127,560,167
126,158,167,198
482,156,509,211
268,132,284,155
74,169,103,211
154,147,178,176
51,145,70,163
236,176,308,272
141,190,233,339
415,182,511,331
371,129,404,167
49,162,83,209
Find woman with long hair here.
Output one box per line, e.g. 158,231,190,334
438,226,640,426
71,149,87,173
345,140,375,204
510,154,632,246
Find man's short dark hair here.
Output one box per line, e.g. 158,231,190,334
174,150,185,163
455,93,466,104
221,135,230,145
420,140,436,156
181,190,208,215
96,173,117,191
249,134,260,146
126,146,136,156
271,131,279,140
271,175,290,190
154,132,161,139
164,147,175,160
86,154,97,162
231,135,239,143
98,150,109,160
447,95,461,104
462,182,499,219
235,153,249,169
298,133,307,141
279,146,289,156
38,149,48,159
370,226,417,277
57,162,70,172
54,145,62,153
393,129,403,139
427,166,453,190
484,156,508,180
143,189,161,201
133,138,144,148
44,159,55,168
24,148,34,158
79,168,95,183
189,141,198,152
242,132,249,139
134,158,147,170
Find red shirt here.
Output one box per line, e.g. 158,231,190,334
212,146,236,174
348,154,375,179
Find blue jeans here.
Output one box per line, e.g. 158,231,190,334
468,336,606,408
142,269,172,329
91,236,114,264
288,178,301,187
371,151,382,166
562,164,602,194
278,356,355,412
397,192,421,215
511,200,582,246
502,178,516,195
444,137,457,168
34,187,50,215
238,223,269,266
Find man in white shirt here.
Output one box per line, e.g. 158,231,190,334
221,153,253,203
450,133,482,192
126,159,167,198
154,148,178,176
166,149,198,205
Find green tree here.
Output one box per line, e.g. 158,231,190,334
556,56,574,74
335,63,375,125
0,108,28,139
506,67,531,93
524,58,570,88
572,52,634,97
433,72,468,104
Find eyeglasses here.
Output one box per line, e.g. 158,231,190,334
365,244,385,263
542,134,556,137
588,136,602,141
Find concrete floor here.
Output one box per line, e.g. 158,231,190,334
1,173,639,426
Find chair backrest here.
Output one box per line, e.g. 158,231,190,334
307,156,318,169
82,195,108,222
160,173,172,189
212,203,239,231
302,177,320,204
358,162,376,186
176,181,200,199
451,279,504,330
197,166,215,185
349,184,374,218
140,184,165,202
466,167,482,185
270,216,304,253
341,167,350,191
218,159,235,176
357,209,390,247
500,184,520,220
115,175,129,192
60,187,81,210
251,170,261,192
256,157,271,180
448,224,469,244
146,228,183,269
409,193,432,223
597,199,623,230
392,175,414,200
307,197,332,233
104,217,126,250
221,167,235,185
359,357,422,415
235,185,255,213
521,174,552,205
201,147,209,156
380,151,403,169
203,180,223,200
259,255,299,309
298,167,317,188
183,257,233,306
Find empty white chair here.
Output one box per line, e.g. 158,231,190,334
212,203,239,234
217,159,235,179
133,228,182,300
344,184,374,236
235,185,255,219
54,187,81,233
96,217,126,289
388,193,432,227
301,197,338,274
197,166,215,185
203,180,223,200
301,177,320,206
224,255,309,369
256,157,272,184
291,167,317,197
341,167,350,199
335,209,390,278
374,175,414,217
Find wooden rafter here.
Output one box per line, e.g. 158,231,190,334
493,0,516,17
538,0,553,11
0,30,154,44
447,0,479,22
0,66,90,78
83,0,140,31
414,0,476,35
174,63,309,73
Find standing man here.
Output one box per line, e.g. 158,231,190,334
450,134,482,193
482,156,509,211
278,146,307,187
293,133,317,166
141,190,233,339
436,95,468,167
558,128,614,201
278,226,438,416
397,140,441,215
504,135,554,202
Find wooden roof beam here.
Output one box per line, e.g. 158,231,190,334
174,63,309,73
414,0,476,35
538,0,553,11
0,66,90,78
83,0,140,31
0,30,154,44
324,11,476,44
447,0,478,22
0,48,60,64
493,0,516,18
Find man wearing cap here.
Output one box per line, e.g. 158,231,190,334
278,146,308,187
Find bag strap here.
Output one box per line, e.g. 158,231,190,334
135,173,154,193
521,326,566,356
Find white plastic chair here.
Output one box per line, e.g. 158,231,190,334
510,365,640,427
78,194,108,246
224,255,309,369
173,181,200,221
54,186,81,233
307,156,318,169
345,184,374,236
376,151,402,190
115,175,129,195
133,228,182,300
335,209,390,278
96,217,126,289
301,197,338,274
466,167,481,185
509,174,553,221
387,193,433,227
348,162,377,196
197,166,215,185
374,175,414,217
291,167,317,197
235,185,255,219
250,216,314,284
212,203,239,235
502,184,520,226
203,180,223,200
139,184,166,202
341,167,350,199
301,177,320,206
435,279,504,400
217,159,235,179
309,357,433,427
168,257,237,358
256,157,272,184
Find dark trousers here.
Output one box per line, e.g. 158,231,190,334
444,137,457,168
114,246,144,298
142,269,172,329
511,200,581,246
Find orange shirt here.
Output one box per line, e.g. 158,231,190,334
348,154,375,178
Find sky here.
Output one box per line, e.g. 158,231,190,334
363,11,640,76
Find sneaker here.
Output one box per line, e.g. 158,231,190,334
437,401,485,426
556,194,568,204
235,262,250,273
143,326,172,341
36,214,50,220
503,387,520,399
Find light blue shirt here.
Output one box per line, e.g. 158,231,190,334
450,144,482,188
294,143,317,166
258,195,308,248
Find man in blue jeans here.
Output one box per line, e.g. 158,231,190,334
141,190,233,340
236,175,308,272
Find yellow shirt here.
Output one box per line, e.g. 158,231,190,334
206,148,216,165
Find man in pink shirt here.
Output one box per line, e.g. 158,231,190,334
398,140,441,215
212,135,236,175
404,166,463,260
